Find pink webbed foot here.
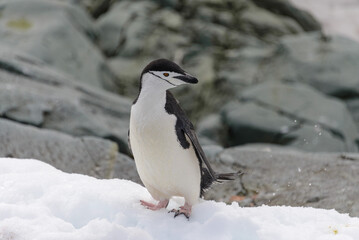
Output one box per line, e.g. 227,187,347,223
171,202,192,219
140,199,169,211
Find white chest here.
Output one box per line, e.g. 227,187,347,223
129,93,200,203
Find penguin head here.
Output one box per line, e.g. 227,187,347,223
140,59,198,91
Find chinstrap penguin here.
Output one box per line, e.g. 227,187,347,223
129,59,238,219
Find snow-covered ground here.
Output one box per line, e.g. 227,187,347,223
291,0,359,42
1,158,359,240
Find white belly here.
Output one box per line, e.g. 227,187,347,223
130,105,200,205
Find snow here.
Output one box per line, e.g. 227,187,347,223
290,0,359,42
1,158,359,240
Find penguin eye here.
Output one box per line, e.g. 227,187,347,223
163,73,169,77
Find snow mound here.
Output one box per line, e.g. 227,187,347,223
1,158,359,240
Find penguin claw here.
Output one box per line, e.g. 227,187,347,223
169,209,190,219
169,204,191,220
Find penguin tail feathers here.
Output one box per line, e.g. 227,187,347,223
215,171,243,182
200,170,243,196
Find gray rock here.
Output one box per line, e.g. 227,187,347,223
284,125,346,152
222,101,297,145
252,0,321,32
0,55,131,154
96,1,190,97
0,118,139,182
0,0,118,91
240,2,303,39
60,0,115,18
347,99,359,129
108,57,149,97
153,8,184,31
196,6,234,27
221,81,358,152
183,51,216,86
218,45,276,90
95,1,159,57
197,114,224,145
221,101,346,153
187,20,229,47
202,144,224,161
242,81,358,151
257,33,359,98
207,145,359,217
151,0,179,8
112,153,141,184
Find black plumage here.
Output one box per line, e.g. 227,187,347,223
141,58,186,76
164,91,237,196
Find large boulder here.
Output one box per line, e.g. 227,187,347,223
0,0,118,91
219,33,359,108
239,81,358,151
252,0,321,32
0,118,140,182
0,48,131,154
202,81,358,152
96,1,184,58
257,33,359,98
240,2,303,39
205,145,359,217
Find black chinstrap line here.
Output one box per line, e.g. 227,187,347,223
149,72,177,87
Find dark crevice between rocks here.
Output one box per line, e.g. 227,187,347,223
0,60,61,86
330,89,359,100
340,153,359,161
104,135,130,156
66,11,98,41
0,114,43,128
237,172,249,196
91,0,113,19
105,13,138,58
0,61,32,78
251,0,321,32
306,195,326,204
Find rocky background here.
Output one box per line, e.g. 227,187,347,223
0,0,358,217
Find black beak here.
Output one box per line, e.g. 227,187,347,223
174,74,198,84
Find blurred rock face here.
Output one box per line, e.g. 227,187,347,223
94,0,322,120
0,0,358,216
206,145,359,217
0,1,119,92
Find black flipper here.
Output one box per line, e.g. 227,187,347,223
164,91,239,196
